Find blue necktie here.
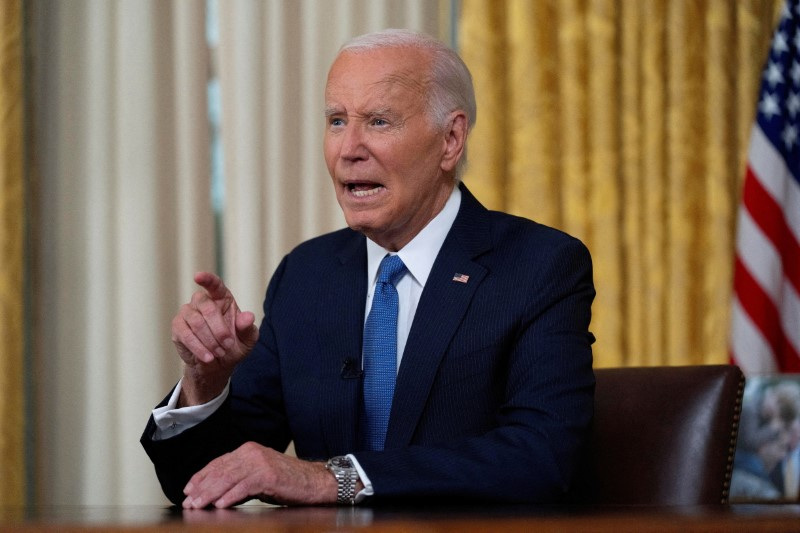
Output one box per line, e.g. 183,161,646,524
362,254,406,451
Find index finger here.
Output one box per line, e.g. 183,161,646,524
193,271,229,301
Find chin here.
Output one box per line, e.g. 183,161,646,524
346,220,390,244
343,210,378,229
343,217,374,234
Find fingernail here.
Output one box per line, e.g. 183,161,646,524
215,347,226,357
184,482,194,494
223,338,234,349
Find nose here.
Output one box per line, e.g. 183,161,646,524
339,123,369,162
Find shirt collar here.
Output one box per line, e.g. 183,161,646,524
366,185,462,288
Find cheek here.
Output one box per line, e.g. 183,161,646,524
323,143,337,174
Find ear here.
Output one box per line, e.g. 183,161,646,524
440,111,469,173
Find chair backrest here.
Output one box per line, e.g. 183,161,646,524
570,364,745,505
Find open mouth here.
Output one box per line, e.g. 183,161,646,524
347,182,385,198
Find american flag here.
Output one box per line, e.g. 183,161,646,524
731,0,800,374
452,273,469,283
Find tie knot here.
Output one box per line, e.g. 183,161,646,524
377,254,406,286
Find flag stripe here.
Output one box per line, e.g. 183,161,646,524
730,297,778,374
733,256,800,371
748,125,800,245
736,201,784,303
734,202,800,355
784,283,800,354
742,167,800,298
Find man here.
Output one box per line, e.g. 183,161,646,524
769,381,800,500
141,29,595,508
730,390,786,501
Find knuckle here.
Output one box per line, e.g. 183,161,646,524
189,292,205,306
240,441,258,454
172,310,190,330
185,311,206,330
220,470,238,486
197,298,218,315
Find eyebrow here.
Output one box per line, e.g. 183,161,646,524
324,107,396,119
366,107,394,118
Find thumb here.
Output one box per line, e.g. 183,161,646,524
235,311,259,348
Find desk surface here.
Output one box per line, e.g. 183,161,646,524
3,503,800,532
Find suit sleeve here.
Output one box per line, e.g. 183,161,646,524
352,236,595,503
140,257,293,506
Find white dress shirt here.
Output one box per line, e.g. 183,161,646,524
152,185,461,501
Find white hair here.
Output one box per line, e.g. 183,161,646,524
338,29,477,178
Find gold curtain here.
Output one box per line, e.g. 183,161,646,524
459,0,782,367
0,0,25,505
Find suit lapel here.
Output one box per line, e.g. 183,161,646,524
385,184,492,448
317,232,367,455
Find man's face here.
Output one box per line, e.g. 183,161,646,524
324,47,459,251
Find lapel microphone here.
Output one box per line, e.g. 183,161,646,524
340,357,363,379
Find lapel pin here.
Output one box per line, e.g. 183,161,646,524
452,273,469,283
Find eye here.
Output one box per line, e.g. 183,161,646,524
371,117,388,127
329,117,345,127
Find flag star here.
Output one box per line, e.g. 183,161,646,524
760,92,781,119
765,60,785,87
792,60,800,85
789,92,800,117
782,124,798,149
774,30,789,54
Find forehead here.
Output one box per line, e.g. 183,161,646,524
325,47,431,108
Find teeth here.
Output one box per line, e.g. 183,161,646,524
351,185,384,198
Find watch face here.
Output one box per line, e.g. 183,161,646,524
330,456,353,469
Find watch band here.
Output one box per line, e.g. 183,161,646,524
326,456,359,505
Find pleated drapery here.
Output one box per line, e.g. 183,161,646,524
0,0,26,507
459,0,782,367
27,0,214,504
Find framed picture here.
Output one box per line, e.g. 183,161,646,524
730,375,800,502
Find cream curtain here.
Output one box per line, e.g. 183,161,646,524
459,0,782,368
22,0,452,507
217,0,449,317
0,0,25,507
27,0,213,505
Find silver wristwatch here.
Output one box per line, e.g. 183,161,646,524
325,455,359,505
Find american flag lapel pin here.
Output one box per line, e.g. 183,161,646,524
452,273,469,283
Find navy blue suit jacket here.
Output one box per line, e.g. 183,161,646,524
141,184,595,505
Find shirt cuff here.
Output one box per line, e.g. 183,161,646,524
151,379,230,440
347,453,374,503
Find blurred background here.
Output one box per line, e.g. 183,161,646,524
0,0,786,507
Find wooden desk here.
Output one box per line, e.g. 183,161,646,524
3,503,800,532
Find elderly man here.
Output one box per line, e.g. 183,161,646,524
141,29,595,508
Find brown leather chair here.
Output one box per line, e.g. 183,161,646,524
570,364,745,505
